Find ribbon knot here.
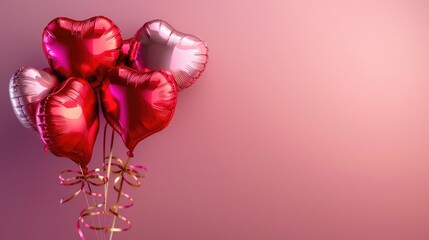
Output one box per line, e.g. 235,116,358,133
106,156,147,188
59,168,107,204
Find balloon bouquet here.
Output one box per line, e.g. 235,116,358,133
9,16,208,240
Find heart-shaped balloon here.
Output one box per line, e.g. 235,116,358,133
129,19,208,91
100,66,177,157
9,67,59,130
37,77,99,168
42,16,122,88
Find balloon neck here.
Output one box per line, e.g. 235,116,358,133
44,145,49,152
127,151,134,158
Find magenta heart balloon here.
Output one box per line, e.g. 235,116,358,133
42,16,123,88
100,66,177,157
9,67,59,130
129,19,208,91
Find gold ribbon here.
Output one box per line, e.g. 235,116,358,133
59,167,108,240
104,156,147,233
59,168,106,203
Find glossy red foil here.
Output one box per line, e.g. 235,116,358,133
42,16,122,88
37,78,99,168
129,19,208,90
118,38,132,66
100,66,178,156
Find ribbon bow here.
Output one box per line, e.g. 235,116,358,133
59,167,108,240
59,168,107,203
104,156,147,232
108,157,147,188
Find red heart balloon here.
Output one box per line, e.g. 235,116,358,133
37,77,99,168
129,19,208,91
42,16,122,88
100,66,178,157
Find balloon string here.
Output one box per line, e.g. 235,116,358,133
105,156,147,239
106,125,115,212
108,156,130,240
80,166,102,240
102,122,107,239
77,185,108,240
103,122,115,240
59,167,108,240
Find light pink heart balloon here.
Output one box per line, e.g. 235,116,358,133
129,19,208,90
9,67,59,130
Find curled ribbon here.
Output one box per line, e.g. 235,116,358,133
59,167,108,240
104,156,147,233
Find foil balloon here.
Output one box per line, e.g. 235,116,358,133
37,77,99,169
118,38,132,66
42,16,123,88
100,66,177,157
129,19,208,91
9,67,59,130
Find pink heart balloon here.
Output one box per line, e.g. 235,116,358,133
129,19,208,91
9,67,59,130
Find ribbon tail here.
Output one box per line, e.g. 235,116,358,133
59,167,108,240
107,180,134,232
104,156,147,235
78,188,109,239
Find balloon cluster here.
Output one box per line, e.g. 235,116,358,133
9,16,208,239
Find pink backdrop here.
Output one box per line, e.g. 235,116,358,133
1,0,429,239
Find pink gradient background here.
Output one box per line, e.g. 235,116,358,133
1,0,429,239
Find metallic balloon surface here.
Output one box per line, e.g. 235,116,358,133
37,78,99,168
42,16,122,88
118,38,132,66
9,67,59,130
100,66,178,156
129,19,208,90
